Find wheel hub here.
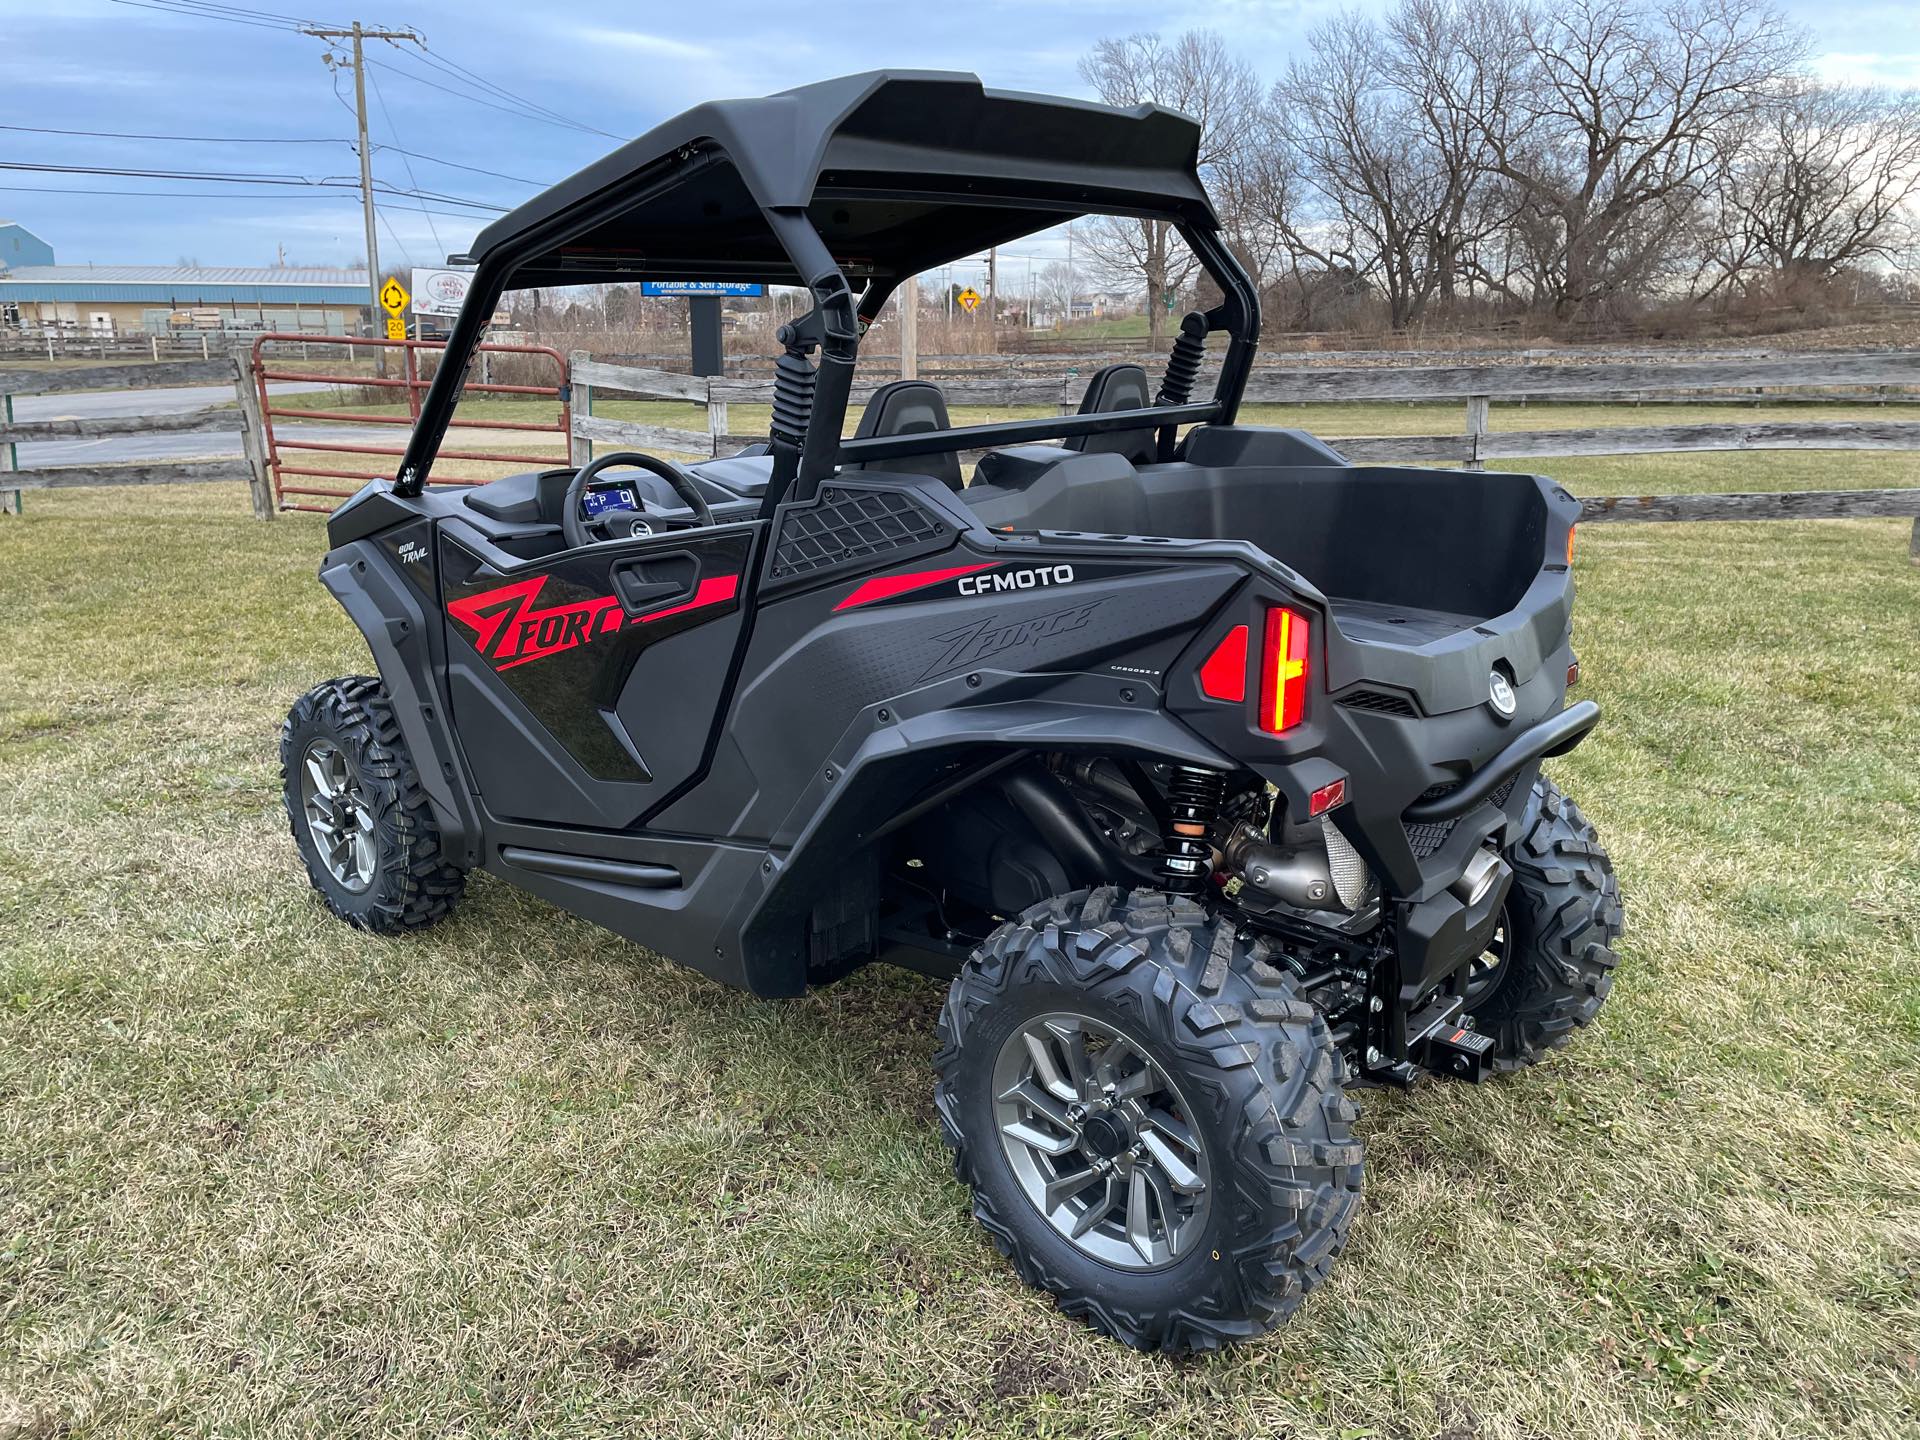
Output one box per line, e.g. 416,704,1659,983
990,1012,1212,1271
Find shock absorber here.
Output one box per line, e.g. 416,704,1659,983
766,324,818,497
1155,311,1209,406
1159,764,1226,895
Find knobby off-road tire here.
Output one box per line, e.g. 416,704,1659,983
280,676,466,933
1466,776,1625,1071
934,886,1363,1353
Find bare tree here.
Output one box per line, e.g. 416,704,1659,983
1722,80,1920,284
1466,0,1807,319
1078,30,1262,344
1273,4,1516,330
1033,261,1078,326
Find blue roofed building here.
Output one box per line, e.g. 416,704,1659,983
0,238,372,336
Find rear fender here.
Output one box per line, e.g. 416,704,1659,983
729,703,1235,996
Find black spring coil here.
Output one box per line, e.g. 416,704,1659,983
1155,312,1208,406
1159,764,1226,895
770,348,817,447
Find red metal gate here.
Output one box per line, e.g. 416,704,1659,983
250,333,570,514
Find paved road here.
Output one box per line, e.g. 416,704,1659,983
9,381,354,469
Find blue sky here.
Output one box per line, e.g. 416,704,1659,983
3,0,1917,272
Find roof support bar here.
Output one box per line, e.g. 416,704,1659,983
835,402,1222,465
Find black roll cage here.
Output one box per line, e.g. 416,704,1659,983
394,154,1262,510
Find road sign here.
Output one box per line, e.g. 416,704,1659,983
640,281,765,298
379,276,410,315
957,286,983,313
411,267,472,317
385,315,406,340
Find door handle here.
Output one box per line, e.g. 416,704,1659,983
611,550,698,614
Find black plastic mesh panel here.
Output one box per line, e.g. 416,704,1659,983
771,486,949,578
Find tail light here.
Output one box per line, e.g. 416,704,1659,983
1198,625,1249,702
1259,606,1310,734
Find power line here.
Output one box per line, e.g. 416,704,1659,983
366,61,444,259
405,43,619,139
0,123,346,145
370,145,545,187
0,160,507,210
0,181,487,222
366,57,614,138
107,1,307,32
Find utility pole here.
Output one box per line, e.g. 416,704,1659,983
899,275,918,380
302,20,422,362
986,245,998,353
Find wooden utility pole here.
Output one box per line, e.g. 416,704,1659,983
899,275,918,380
986,246,998,353
301,21,422,362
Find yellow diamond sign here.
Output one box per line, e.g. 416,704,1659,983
379,276,410,315
957,286,983,313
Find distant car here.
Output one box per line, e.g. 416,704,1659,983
281,71,1623,1353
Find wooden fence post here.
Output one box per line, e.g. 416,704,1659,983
1910,516,1919,567
2,389,19,515
568,349,593,466
232,353,274,520
1465,394,1489,470
706,377,727,457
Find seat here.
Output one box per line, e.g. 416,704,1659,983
841,379,963,491
1061,363,1157,467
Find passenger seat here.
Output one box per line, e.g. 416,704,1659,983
1061,363,1157,467
841,379,963,491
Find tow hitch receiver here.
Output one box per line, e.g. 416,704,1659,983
1420,1024,1497,1083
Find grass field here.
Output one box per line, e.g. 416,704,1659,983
2,460,1918,1437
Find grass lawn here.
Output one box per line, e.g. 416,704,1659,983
2,469,1918,1438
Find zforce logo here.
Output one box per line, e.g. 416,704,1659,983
957,564,1075,596
447,572,738,672
920,598,1106,680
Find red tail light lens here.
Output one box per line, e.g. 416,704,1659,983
1259,607,1310,734
1198,624,1249,702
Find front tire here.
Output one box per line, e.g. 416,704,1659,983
280,676,466,933
934,886,1363,1353
1465,777,1624,1070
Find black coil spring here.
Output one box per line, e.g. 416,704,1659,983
770,349,817,446
1159,764,1226,895
1155,312,1208,406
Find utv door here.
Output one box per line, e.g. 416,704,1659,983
436,519,757,830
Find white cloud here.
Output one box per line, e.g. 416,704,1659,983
568,28,720,62
1814,52,1920,88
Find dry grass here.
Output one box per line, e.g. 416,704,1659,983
2,472,1918,1438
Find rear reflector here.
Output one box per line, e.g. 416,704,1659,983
1259,607,1310,734
1198,624,1249,702
1308,778,1347,816
1566,525,1578,564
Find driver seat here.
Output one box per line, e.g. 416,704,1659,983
841,380,963,492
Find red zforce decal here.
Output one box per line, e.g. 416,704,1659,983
447,573,738,671
834,561,1000,612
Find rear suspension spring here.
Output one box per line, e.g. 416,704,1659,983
1155,311,1209,406
1159,764,1226,895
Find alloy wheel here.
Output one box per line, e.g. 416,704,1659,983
298,738,375,893
990,1012,1212,1270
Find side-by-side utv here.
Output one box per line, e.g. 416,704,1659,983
282,71,1624,1352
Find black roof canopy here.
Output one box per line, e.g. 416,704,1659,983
463,70,1215,289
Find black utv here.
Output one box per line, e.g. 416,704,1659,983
283,71,1624,1353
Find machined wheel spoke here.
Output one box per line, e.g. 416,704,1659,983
997,1075,1077,1133
1140,1127,1206,1194
1125,1166,1157,1263
1070,1175,1120,1238
1043,1165,1102,1209
1003,1119,1079,1158
348,832,375,882
1045,1019,1094,1098
1022,1030,1077,1102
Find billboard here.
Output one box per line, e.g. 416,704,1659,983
411,268,475,318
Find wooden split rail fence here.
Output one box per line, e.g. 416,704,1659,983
0,356,275,519
570,349,1920,559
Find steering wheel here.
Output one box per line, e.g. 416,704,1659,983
562,450,715,550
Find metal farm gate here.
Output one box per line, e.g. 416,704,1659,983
250,333,570,513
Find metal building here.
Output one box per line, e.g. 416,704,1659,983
0,256,371,337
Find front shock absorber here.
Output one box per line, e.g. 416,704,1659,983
1159,764,1226,895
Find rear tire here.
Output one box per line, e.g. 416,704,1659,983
934,886,1363,1353
280,676,466,933
1465,777,1624,1070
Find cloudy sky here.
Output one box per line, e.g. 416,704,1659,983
3,0,1917,276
